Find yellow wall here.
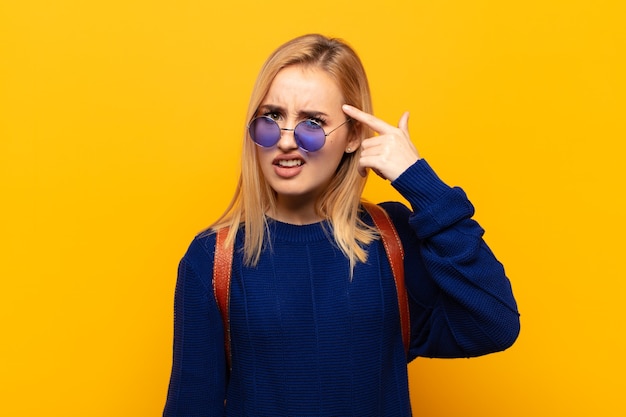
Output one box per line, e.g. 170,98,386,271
1,0,624,415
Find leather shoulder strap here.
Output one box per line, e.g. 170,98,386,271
213,226,233,370
362,202,410,355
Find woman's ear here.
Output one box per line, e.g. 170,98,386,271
345,121,362,153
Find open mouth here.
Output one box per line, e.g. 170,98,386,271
275,159,303,167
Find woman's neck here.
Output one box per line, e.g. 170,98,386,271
268,197,323,225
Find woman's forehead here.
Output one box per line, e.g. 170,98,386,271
262,66,343,112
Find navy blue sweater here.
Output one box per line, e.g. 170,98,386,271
163,159,520,416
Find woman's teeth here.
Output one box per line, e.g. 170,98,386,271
278,160,302,167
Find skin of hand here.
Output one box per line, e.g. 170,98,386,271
342,104,421,182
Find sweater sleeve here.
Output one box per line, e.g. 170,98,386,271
163,235,227,417
383,159,520,360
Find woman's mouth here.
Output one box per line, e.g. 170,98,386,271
273,157,305,178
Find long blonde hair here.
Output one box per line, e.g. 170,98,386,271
210,34,377,271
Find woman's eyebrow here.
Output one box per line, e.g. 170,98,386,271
258,104,284,113
258,104,330,119
297,110,329,119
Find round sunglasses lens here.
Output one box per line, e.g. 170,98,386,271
249,117,280,147
294,120,325,152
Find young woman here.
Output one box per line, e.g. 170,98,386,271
163,34,520,417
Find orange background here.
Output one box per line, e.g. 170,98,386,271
1,1,624,416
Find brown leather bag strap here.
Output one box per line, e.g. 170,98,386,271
362,202,410,355
213,226,233,370
213,204,411,371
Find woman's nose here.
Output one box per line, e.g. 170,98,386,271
276,126,298,151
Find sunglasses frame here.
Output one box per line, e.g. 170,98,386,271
248,116,351,152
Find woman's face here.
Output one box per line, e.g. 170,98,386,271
255,65,359,213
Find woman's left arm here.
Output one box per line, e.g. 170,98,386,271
343,105,520,359
382,161,520,360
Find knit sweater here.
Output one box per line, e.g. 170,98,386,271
163,159,520,417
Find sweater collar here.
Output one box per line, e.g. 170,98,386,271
265,217,332,243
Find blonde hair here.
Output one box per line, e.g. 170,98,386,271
210,34,377,271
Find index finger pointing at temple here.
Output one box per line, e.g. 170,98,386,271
342,104,391,134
